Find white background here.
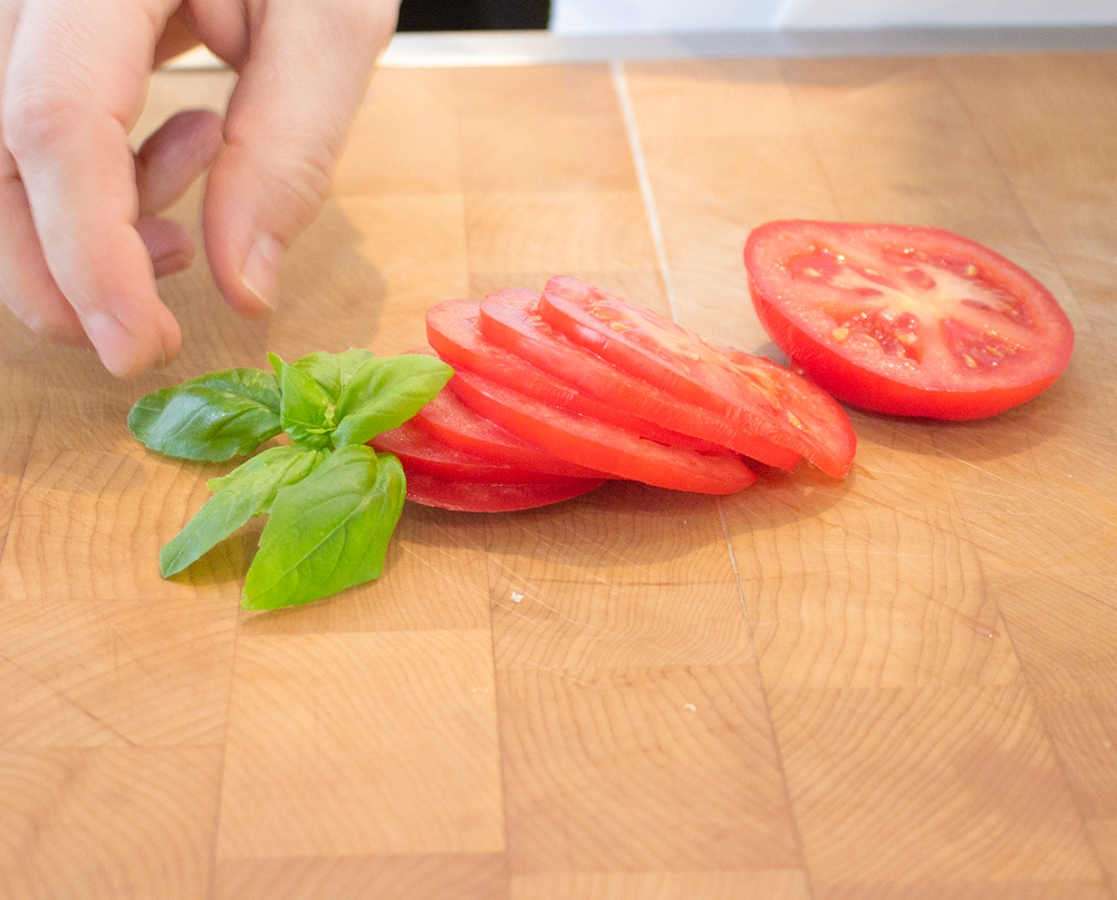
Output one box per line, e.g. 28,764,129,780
550,0,1117,33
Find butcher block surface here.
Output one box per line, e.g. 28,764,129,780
2,37,1116,900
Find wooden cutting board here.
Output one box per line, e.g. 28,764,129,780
1,40,1115,900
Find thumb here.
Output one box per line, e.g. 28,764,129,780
202,0,398,316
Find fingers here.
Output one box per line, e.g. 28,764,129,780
0,170,89,347
1,0,399,375
201,0,399,315
133,108,224,277
137,216,194,278
131,107,224,281
0,0,84,345
2,0,183,376
135,108,223,216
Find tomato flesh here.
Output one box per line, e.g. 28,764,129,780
405,471,605,512
539,275,856,478
744,220,1075,419
448,366,757,495
479,288,801,470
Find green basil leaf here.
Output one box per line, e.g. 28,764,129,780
332,354,453,447
128,368,282,461
159,445,325,577
334,348,380,386
296,350,344,398
267,351,287,379
278,360,336,450
241,445,405,610
271,349,378,402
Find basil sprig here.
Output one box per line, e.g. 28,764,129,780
129,349,453,609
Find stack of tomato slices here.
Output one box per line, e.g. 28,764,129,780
372,277,857,512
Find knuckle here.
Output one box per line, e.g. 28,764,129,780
261,143,335,231
330,0,397,43
3,81,83,160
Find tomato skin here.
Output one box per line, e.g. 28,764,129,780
404,345,604,478
405,471,605,512
478,288,801,470
744,220,1075,420
412,381,605,479
373,419,582,485
539,275,856,478
448,366,757,495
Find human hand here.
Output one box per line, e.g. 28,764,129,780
0,0,400,377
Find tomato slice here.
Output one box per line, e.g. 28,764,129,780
448,366,756,495
426,298,720,453
404,345,604,479
478,288,802,471
539,275,857,478
412,380,605,480
743,220,1075,419
373,418,580,484
405,471,606,512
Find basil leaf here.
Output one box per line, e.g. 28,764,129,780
332,354,453,447
335,348,380,387
128,368,282,461
271,349,378,402
159,445,324,577
267,351,286,379
242,445,405,610
278,360,336,450
293,350,344,398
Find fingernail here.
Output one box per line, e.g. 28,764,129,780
241,234,283,309
85,311,139,378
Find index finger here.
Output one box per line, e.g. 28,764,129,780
2,0,183,376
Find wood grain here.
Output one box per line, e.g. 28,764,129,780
0,44,1114,900
626,51,1114,898
216,630,504,859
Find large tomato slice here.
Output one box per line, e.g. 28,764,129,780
426,298,719,453
479,288,801,471
448,367,757,495
539,275,857,478
405,471,605,512
743,220,1075,419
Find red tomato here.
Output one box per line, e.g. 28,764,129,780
412,376,605,480
448,366,757,495
373,418,580,485
426,298,720,453
479,288,801,471
405,471,606,512
539,275,857,478
743,220,1075,419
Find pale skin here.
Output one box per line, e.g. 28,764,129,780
0,0,401,377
